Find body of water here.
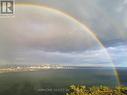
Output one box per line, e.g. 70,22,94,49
0,67,126,95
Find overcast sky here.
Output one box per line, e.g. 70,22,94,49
0,0,127,67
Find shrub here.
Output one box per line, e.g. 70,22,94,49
66,85,127,95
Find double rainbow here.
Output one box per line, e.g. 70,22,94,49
16,3,121,86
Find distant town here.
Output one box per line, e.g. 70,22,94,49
0,64,75,73
0,64,116,73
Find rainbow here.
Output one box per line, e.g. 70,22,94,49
16,3,121,86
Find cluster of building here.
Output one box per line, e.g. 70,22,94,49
0,64,64,73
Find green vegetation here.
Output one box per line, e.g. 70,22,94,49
66,85,127,95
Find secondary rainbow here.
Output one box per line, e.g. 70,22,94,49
16,3,121,86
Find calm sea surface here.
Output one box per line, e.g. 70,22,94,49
0,67,126,95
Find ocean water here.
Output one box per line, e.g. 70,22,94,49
0,67,126,95
116,67,127,86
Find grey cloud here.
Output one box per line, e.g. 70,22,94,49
8,47,112,66
0,0,127,66
0,5,100,53
15,0,127,44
